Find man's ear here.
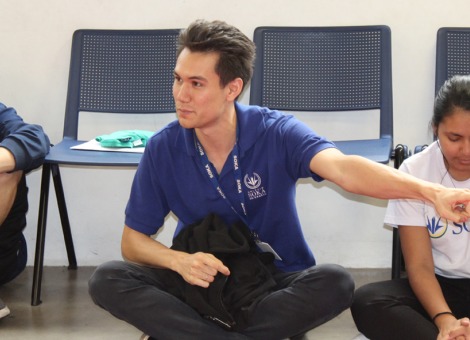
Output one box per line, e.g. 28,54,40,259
227,78,243,101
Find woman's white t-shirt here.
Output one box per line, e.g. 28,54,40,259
384,141,470,278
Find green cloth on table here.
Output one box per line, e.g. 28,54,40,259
95,130,154,148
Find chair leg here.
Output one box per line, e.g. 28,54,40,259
32,164,51,306
31,164,78,306
391,144,408,279
51,164,77,270
391,228,402,279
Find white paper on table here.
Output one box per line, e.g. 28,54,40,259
70,139,145,153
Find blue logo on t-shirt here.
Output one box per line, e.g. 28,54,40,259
426,213,470,238
426,215,447,238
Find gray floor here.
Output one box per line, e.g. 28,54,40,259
0,266,390,339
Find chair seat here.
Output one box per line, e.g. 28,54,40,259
334,137,392,164
45,138,143,166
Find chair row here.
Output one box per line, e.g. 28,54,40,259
31,26,470,306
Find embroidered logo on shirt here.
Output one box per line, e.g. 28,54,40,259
426,215,447,238
244,173,261,189
244,173,267,200
425,212,470,238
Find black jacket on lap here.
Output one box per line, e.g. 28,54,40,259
160,213,278,331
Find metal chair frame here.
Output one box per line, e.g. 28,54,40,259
32,29,180,305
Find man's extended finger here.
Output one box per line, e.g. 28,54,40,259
203,254,230,276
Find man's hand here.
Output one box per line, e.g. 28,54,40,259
433,187,470,224
122,226,230,288
175,252,230,288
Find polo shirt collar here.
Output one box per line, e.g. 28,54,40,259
176,101,265,157
235,102,265,157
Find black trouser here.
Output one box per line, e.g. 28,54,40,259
0,174,28,285
351,276,470,340
89,261,354,340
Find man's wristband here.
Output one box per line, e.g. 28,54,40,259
432,311,455,323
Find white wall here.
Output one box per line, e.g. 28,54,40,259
1,0,468,268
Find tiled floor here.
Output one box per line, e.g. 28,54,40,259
0,267,390,339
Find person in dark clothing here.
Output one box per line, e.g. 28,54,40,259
0,102,50,319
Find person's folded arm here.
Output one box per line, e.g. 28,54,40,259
121,225,230,288
0,105,50,172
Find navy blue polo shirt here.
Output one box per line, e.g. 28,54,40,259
125,102,336,272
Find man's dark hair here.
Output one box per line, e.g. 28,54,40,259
177,20,255,94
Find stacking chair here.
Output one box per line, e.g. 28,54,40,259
436,27,470,94
390,27,470,279
32,29,180,305
250,26,393,164
391,144,411,279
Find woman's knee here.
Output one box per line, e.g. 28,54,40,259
352,280,401,311
351,281,396,326
351,283,374,315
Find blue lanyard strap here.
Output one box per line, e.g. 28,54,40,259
194,129,247,222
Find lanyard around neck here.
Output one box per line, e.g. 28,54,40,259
194,129,247,222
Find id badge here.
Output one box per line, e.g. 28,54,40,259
256,240,282,261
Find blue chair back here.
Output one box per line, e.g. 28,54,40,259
64,29,180,140
250,26,393,163
436,27,470,95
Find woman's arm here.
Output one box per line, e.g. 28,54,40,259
400,226,449,316
399,225,460,339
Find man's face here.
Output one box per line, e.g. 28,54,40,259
173,48,232,130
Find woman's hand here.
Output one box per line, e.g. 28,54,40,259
438,317,470,340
